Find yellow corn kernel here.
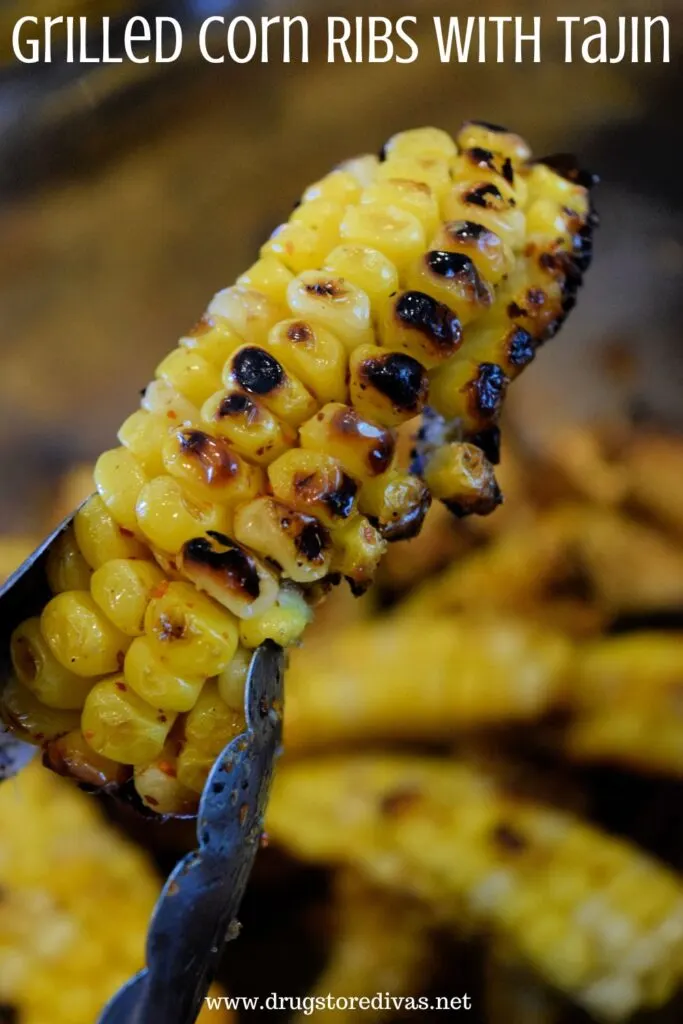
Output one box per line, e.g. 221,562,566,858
134,743,197,815
118,409,168,477
82,676,175,764
177,680,246,794
94,447,148,537
156,348,222,408
265,318,346,406
179,530,279,620
262,220,333,275
340,203,425,275
376,155,451,202
525,162,590,215
379,291,462,368
330,514,387,594
423,442,501,517
10,618,94,710
299,403,396,480
202,387,296,466
431,220,513,286
46,526,93,594
233,496,331,584
41,592,130,678
135,475,230,554
162,426,263,506
291,197,343,244
456,120,532,164
384,126,457,161
525,198,576,249
429,358,508,433
179,315,244,368
337,153,380,186
349,345,429,427
208,286,286,347
267,449,358,528
217,645,252,711
302,169,362,205
141,379,199,426
223,344,318,427
405,250,493,326
124,636,205,712
358,469,430,539
74,495,148,569
91,558,166,637
361,179,439,238
239,584,312,649
442,181,525,250
2,677,80,743
323,245,399,312
45,728,131,787
237,255,295,306
287,270,373,352
143,581,239,677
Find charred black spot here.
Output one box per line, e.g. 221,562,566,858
323,474,358,519
363,353,428,412
426,250,475,279
538,153,600,190
177,429,238,484
448,220,488,241
380,787,422,817
527,288,546,307
507,301,526,319
305,279,343,298
467,146,495,169
492,822,528,852
444,479,503,519
507,328,535,368
287,321,314,343
395,291,462,353
217,392,252,417
233,347,284,395
502,157,514,184
465,183,504,208
379,488,432,543
184,534,261,599
0,1006,18,1024
295,520,329,563
469,363,508,418
466,427,500,465
468,120,509,133
179,429,212,454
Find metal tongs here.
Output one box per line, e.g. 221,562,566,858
0,510,286,1024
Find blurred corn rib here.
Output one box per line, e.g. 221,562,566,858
0,761,233,1024
268,756,683,1020
285,615,571,751
0,125,594,813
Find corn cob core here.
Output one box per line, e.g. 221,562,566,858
0,124,595,815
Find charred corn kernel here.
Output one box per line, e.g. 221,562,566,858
201,387,296,465
330,515,386,594
287,270,373,351
269,755,683,1020
179,315,244,368
525,162,590,217
162,426,263,506
302,168,362,205
143,581,239,678
82,676,175,764
135,475,230,553
239,583,312,649
156,348,222,408
10,618,94,710
94,447,148,537
223,345,318,427
376,155,452,202
75,496,148,569
443,181,525,250
323,245,399,312
118,410,168,477
45,729,130,788
384,126,457,162
358,469,430,540
268,449,358,528
340,204,426,274
379,291,462,368
42,592,130,678
456,120,532,165
177,681,246,793
237,256,294,306
208,286,286,347
300,403,396,480
361,178,439,238
423,442,502,518
123,636,204,712
141,378,199,426
46,527,93,594
405,250,493,325
180,530,279,620
134,743,197,815
217,645,251,711
429,358,508,433
90,559,165,637
461,319,536,381
2,677,80,743
265,319,347,405
234,496,331,585
431,220,513,285
349,345,429,428
262,220,333,275
452,148,527,205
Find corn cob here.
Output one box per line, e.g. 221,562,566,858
0,124,594,814
268,755,683,1020
285,614,571,752
0,761,233,1024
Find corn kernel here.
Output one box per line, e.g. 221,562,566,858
223,344,318,427
2,677,80,743
208,286,286,346
74,496,148,569
239,585,312,649
134,743,197,815
265,318,347,405
237,256,295,306
202,387,296,465
384,127,457,161
94,447,148,537
45,729,130,788
143,581,239,677
118,410,168,477
376,155,452,202
262,221,332,275
340,204,425,275
46,527,93,594
141,379,199,426
299,403,396,480
180,315,244,367
82,676,175,764
359,469,430,539
91,558,166,637
217,645,252,711
42,592,130,678
233,496,331,584
430,221,513,286
323,244,399,313
162,426,263,506
156,348,222,408
423,442,501,517
180,530,279,621
405,250,493,326
349,344,429,427
429,358,509,432
361,179,439,238
287,270,373,352
330,515,386,594
135,475,230,554
456,121,532,164
177,681,246,793
302,169,362,205
337,154,380,186
379,291,462,368
11,618,94,710
124,636,205,712
267,449,358,528
443,182,525,250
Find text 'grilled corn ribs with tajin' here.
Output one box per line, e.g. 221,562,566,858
0,124,596,814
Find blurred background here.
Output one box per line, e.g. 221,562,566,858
1,1,683,1022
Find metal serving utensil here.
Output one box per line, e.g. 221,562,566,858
0,515,286,1024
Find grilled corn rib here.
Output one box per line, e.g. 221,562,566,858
268,755,683,1021
0,124,595,814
